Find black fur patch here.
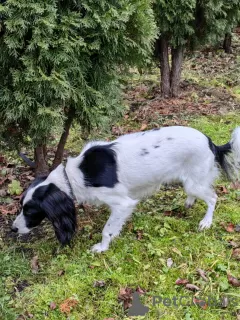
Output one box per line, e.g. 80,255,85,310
79,144,118,188
23,199,46,228
23,183,76,245
207,136,231,171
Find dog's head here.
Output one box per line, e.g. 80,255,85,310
12,167,76,245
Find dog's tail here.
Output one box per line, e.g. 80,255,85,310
209,127,240,181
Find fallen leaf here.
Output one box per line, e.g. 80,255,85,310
136,230,143,240
49,302,57,310
232,248,240,260
175,278,189,285
197,268,208,282
230,182,240,189
0,204,18,215
227,274,240,287
0,189,7,197
167,258,173,268
185,283,200,291
93,280,106,287
140,123,147,131
30,256,39,274
26,312,34,318
111,126,124,136
172,247,182,256
0,177,7,186
163,210,172,216
226,223,235,232
220,222,235,233
193,297,208,309
228,240,239,248
136,286,146,294
59,297,78,314
57,270,65,276
118,287,133,310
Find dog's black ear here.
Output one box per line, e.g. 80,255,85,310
39,184,77,246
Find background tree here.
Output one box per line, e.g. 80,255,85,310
153,0,240,98
0,0,156,176
222,1,240,53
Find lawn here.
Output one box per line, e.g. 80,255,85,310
1,41,240,320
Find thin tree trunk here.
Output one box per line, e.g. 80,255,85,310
170,46,184,97
159,36,171,98
223,33,232,54
34,145,49,177
51,108,75,170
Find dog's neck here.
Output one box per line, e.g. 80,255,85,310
62,167,75,199
45,164,75,199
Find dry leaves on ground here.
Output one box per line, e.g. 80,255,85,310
232,248,240,260
197,268,208,282
59,297,78,314
193,297,208,310
185,284,200,291
93,280,106,287
227,274,240,287
49,302,57,310
175,278,200,291
0,203,18,215
175,278,189,285
30,256,39,274
118,286,146,310
220,222,235,233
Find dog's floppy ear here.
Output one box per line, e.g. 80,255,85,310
39,184,77,246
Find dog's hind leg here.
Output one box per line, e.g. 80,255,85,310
184,180,217,230
91,196,138,253
185,195,196,208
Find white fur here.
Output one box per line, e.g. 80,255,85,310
12,211,30,234
66,126,221,252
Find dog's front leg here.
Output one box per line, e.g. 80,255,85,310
91,198,137,253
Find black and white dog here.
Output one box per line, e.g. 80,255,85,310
12,126,240,252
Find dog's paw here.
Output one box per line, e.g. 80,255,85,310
198,217,212,230
91,242,108,253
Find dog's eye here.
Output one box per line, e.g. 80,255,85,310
23,209,31,216
23,206,38,216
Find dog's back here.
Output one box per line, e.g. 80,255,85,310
114,126,215,195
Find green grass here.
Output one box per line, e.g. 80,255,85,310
1,113,240,320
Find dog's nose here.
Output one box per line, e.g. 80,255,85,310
11,227,18,233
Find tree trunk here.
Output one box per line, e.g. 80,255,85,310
223,33,232,54
34,145,49,177
51,108,75,170
170,46,184,97
159,36,171,98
